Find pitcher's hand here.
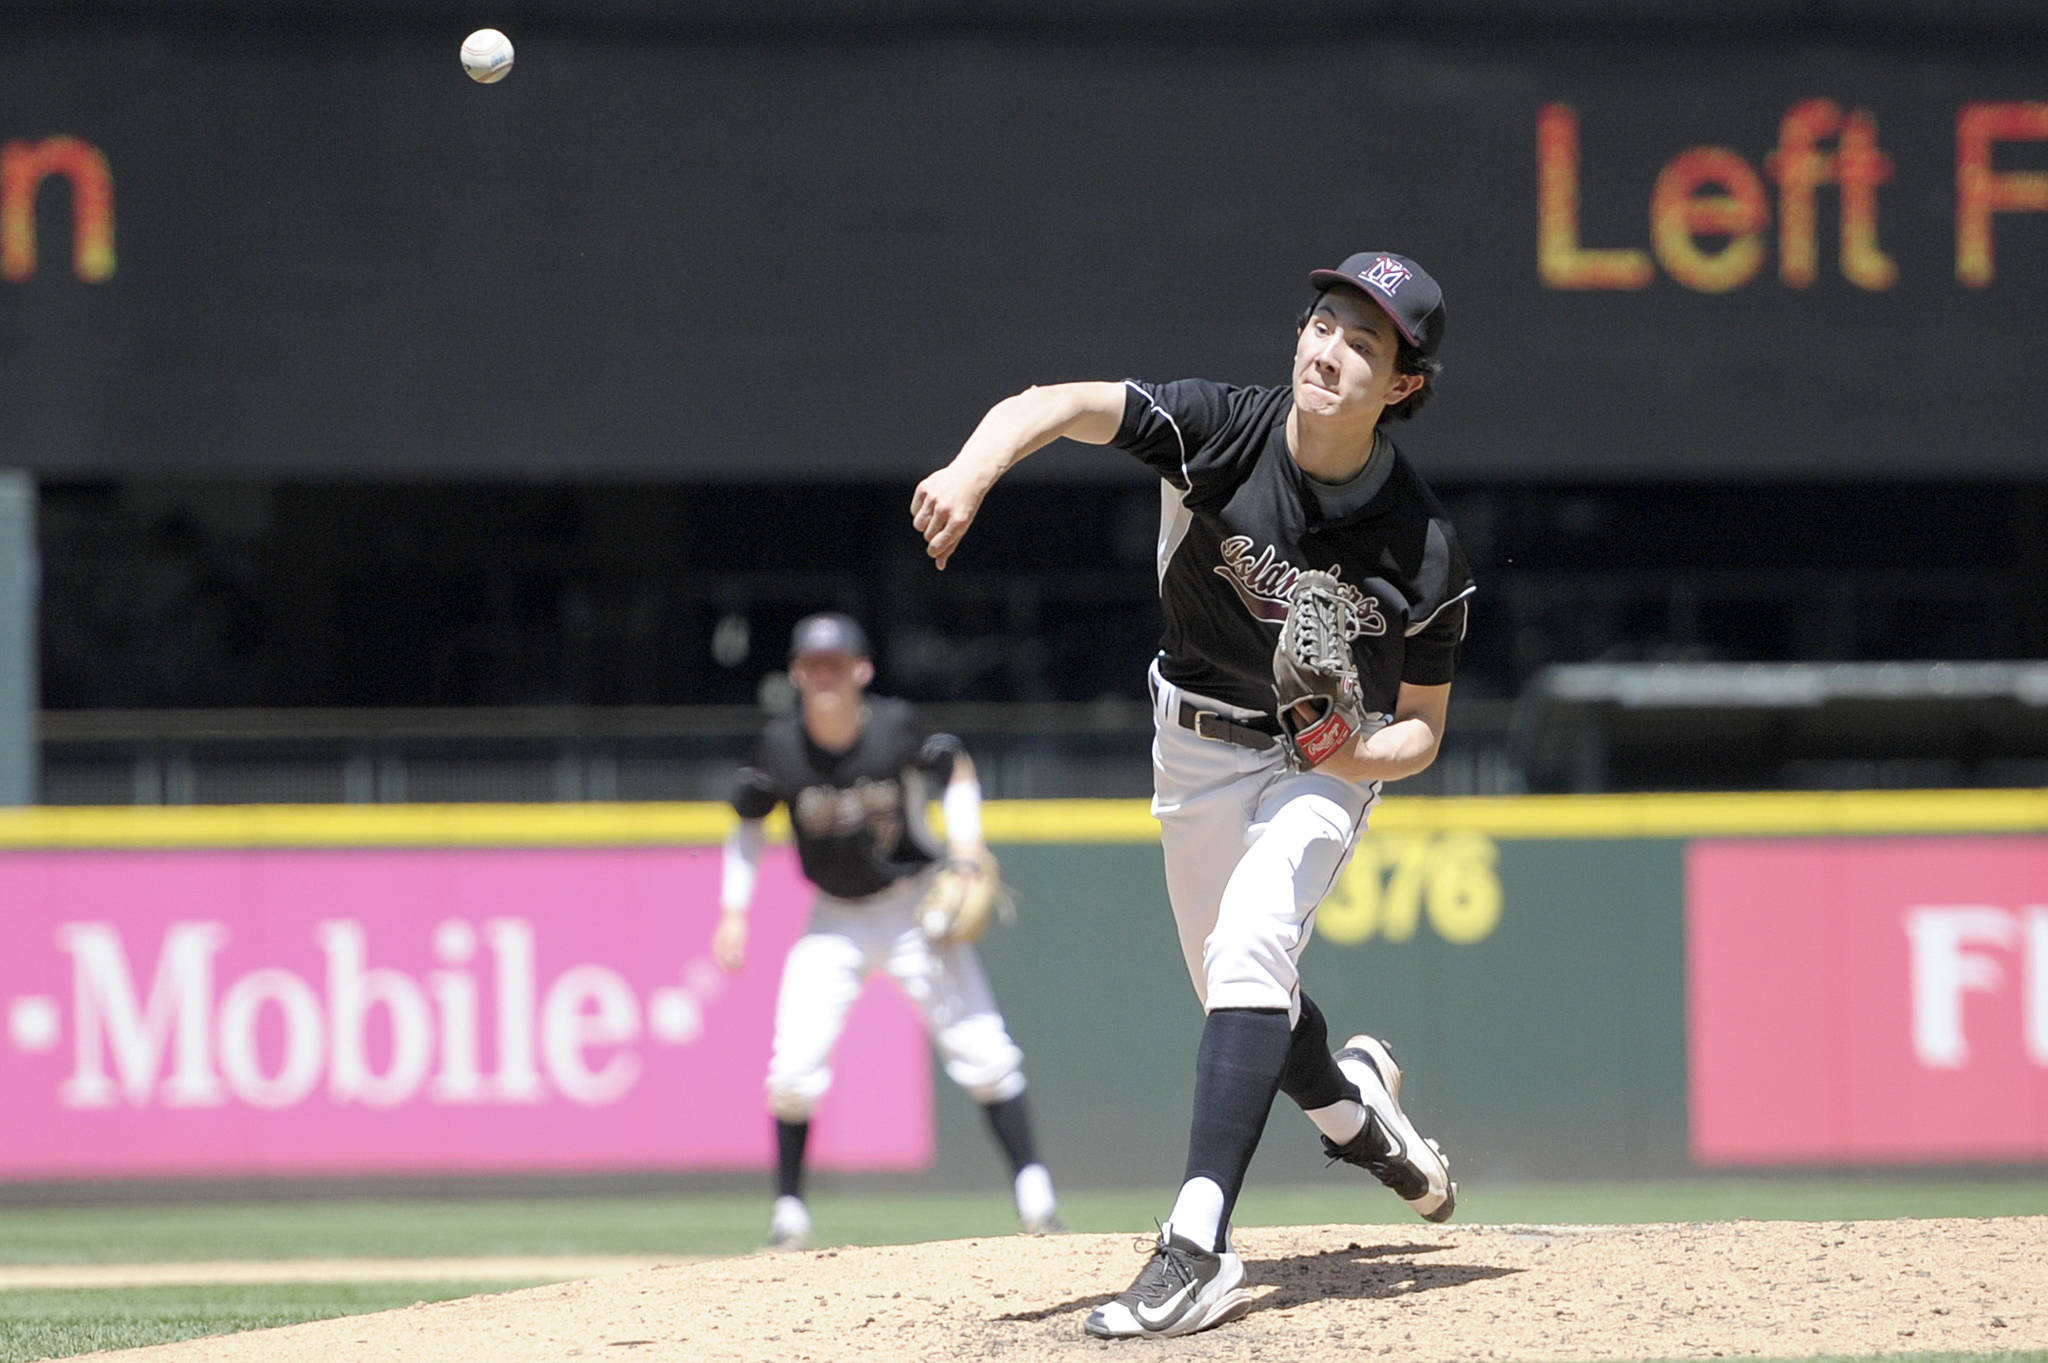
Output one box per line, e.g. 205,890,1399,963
911,462,993,571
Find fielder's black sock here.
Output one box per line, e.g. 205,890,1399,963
980,1093,1041,1175
1182,1006,1292,1238
1278,992,1354,1112
774,1119,810,1201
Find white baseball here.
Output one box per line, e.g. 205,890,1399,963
460,28,514,84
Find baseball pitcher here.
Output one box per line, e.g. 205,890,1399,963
912,253,1471,1339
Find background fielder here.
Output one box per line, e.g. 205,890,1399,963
912,251,1471,1338
712,612,1061,1250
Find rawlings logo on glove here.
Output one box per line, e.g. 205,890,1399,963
917,848,1014,945
1273,569,1375,772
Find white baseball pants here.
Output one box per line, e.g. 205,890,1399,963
764,870,1027,1121
1149,659,1377,1025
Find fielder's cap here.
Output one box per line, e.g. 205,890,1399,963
789,612,870,660
1307,252,1446,358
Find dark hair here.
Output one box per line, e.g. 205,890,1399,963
1297,293,1441,423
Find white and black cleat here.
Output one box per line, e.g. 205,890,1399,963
1324,1034,1457,1223
1084,1224,1255,1339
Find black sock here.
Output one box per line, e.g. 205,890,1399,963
981,1093,1041,1175
1183,1007,1292,1237
1277,993,1353,1112
775,1119,809,1201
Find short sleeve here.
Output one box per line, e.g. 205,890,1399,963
1400,598,1468,686
1113,379,1240,491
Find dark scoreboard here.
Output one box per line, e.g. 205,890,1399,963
3,24,2043,481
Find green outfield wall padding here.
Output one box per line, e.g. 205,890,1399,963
929,844,1205,1191
930,834,1693,1189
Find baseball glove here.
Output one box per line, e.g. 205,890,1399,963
1273,569,1372,772
917,849,1013,946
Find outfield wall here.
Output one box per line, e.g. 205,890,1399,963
1,793,2045,1188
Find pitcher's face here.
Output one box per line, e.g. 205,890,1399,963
1292,288,1421,424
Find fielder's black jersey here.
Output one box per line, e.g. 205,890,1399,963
1115,378,1476,718
730,698,959,901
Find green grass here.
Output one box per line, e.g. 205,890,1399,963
3,1177,2047,1263
1326,1176,2048,1229
0,1281,538,1362
0,1180,2044,1362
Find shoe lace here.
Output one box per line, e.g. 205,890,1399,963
1120,1227,1200,1306
1323,1117,1427,1198
1325,1138,1396,1178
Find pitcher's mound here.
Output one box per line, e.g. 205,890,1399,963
90,1216,2048,1362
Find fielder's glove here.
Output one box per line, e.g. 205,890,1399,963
1273,569,1374,772
917,849,1013,946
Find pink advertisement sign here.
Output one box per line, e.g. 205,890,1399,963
1687,838,2048,1165
0,848,933,1178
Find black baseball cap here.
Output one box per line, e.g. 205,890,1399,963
789,612,870,660
1307,252,1446,358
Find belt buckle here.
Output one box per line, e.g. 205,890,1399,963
1192,709,1225,741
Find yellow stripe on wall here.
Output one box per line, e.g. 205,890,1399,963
1369,788,2048,839
0,803,764,849
0,788,2044,849
985,790,2048,840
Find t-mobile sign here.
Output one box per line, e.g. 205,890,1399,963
0,848,931,1178
1687,838,2048,1165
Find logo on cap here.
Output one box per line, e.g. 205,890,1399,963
1359,256,1412,294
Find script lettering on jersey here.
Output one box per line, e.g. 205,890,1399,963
1214,536,1388,636
793,778,904,855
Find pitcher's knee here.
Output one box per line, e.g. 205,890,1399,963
1202,914,1304,1013
1202,973,1295,1014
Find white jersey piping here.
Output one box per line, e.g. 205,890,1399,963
1123,378,1189,488
1156,480,1195,591
1403,583,1477,639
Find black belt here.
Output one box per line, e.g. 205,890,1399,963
1172,700,1279,751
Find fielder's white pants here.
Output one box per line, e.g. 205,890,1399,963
765,869,1027,1122
1149,659,1378,1025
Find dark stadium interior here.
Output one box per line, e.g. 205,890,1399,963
8,0,2047,799
37,478,2048,711
31,477,2048,800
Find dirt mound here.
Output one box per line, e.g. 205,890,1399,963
83,1216,2048,1362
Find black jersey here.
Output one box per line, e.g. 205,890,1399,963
730,697,959,900
1115,378,1475,718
